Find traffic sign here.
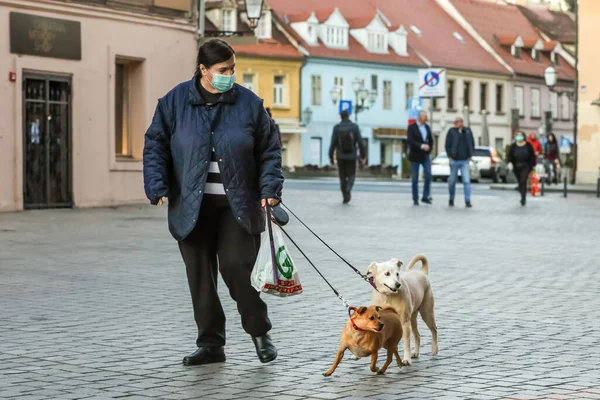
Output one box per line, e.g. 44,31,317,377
418,68,446,98
339,99,353,115
408,97,423,120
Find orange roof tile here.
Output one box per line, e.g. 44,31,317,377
232,39,303,59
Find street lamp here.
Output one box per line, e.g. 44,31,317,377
244,0,264,30
330,77,377,123
544,65,577,184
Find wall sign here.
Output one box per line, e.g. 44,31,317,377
10,12,82,60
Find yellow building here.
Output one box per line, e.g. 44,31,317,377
577,0,600,184
202,2,305,168
233,44,305,169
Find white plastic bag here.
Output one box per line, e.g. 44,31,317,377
251,211,303,297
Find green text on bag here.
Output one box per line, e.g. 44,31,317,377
276,245,294,279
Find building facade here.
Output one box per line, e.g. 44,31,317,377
576,0,600,184
0,0,197,211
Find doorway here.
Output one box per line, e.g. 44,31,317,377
23,73,73,209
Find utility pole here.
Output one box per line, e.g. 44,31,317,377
572,0,578,184
198,0,205,37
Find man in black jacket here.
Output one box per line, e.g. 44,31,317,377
329,110,366,204
445,117,475,208
407,111,434,205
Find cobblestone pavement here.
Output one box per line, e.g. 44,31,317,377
1,182,600,400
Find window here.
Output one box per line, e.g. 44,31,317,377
334,76,344,99
531,49,539,62
405,82,414,110
222,9,235,32
371,75,378,92
326,26,346,47
495,84,504,113
433,98,439,110
310,137,322,165
274,76,285,106
368,32,386,50
561,93,570,120
511,45,521,59
552,52,560,65
550,92,558,119
514,86,524,117
531,88,541,118
447,80,455,110
463,81,471,109
480,83,488,112
255,12,271,39
242,73,255,92
115,62,130,156
311,75,322,106
383,80,392,110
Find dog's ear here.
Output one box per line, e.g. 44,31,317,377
357,306,368,315
366,262,377,277
391,258,404,269
375,306,382,312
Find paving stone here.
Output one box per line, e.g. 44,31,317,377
1,185,600,399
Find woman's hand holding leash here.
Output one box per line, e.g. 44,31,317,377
261,198,279,207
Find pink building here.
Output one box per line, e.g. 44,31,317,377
0,0,198,211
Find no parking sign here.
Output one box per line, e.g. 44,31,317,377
418,68,446,98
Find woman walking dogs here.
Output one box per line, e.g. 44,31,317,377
143,39,283,366
507,132,536,206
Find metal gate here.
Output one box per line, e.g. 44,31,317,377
22,73,73,209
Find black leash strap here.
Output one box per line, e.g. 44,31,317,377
280,202,377,291
277,225,350,309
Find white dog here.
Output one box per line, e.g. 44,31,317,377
366,254,438,366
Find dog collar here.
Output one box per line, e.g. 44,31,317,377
348,307,363,331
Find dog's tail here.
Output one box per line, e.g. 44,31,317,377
406,254,428,275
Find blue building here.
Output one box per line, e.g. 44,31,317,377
268,1,427,169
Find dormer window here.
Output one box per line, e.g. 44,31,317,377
255,11,272,39
511,45,521,59
551,51,560,65
532,48,539,61
389,25,408,56
368,31,386,51
222,9,236,33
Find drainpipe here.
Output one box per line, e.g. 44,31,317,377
198,0,205,37
572,0,578,184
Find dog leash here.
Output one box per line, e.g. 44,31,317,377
280,202,378,292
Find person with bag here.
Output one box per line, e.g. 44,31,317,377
507,132,537,206
407,110,434,206
329,110,366,204
143,39,283,366
544,133,560,184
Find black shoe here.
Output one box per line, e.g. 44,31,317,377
449,200,454,207
520,199,526,206
421,198,432,205
465,202,472,208
252,335,277,363
342,192,351,204
183,347,225,366
413,200,419,206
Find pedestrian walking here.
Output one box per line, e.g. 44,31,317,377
142,39,283,366
407,110,434,206
445,117,475,208
507,132,537,206
329,110,366,204
543,133,560,184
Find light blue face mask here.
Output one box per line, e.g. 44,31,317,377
515,135,524,142
207,70,235,93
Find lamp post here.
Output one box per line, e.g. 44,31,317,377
544,65,577,183
330,77,377,123
302,107,313,126
197,0,264,36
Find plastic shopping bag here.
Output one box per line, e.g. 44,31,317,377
251,209,303,297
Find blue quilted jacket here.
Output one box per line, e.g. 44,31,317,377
142,77,284,241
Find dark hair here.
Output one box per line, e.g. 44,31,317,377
340,110,350,120
547,132,557,143
195,39,235,76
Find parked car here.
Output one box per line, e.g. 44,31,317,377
472,146,509,183
431,152,481,182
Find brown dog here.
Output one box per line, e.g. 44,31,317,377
323,305,403,376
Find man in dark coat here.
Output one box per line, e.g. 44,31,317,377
445,117,475,208
329,110,366,204
407,110,434,205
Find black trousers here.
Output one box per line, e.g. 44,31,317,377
514,165,532,202
337,159,357,197
178,195,271,348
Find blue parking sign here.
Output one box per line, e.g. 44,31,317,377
408,97,423,120
339,100,353,115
